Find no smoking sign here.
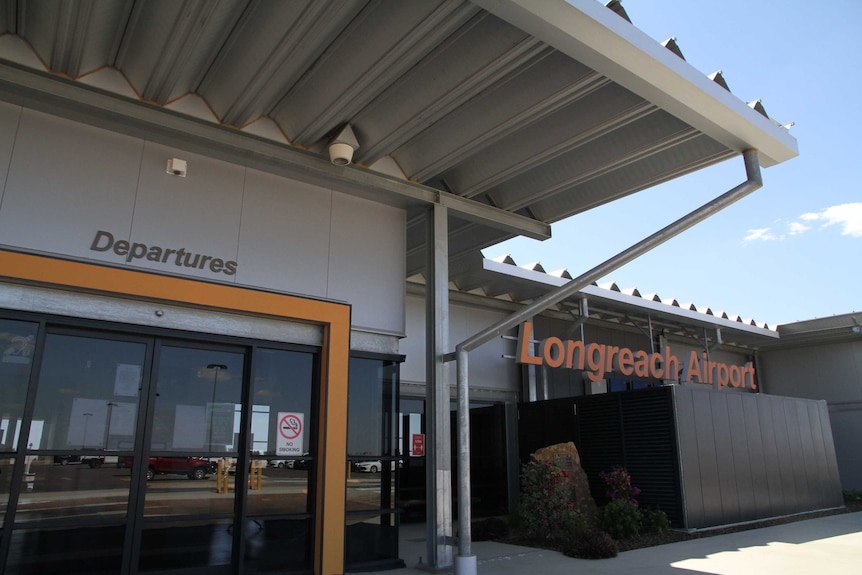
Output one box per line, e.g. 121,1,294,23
276,412,304,456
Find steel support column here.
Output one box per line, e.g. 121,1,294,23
425,203,454,569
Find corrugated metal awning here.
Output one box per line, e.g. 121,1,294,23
0,0,797,276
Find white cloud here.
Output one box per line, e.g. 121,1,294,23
744,228,781,242
801,202,862,237
744,202,862,242
788,221,811,235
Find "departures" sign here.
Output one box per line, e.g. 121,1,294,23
516,321,755,390
90,230,238,276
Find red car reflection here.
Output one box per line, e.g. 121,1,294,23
122,456,216,480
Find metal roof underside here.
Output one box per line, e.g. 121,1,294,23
409,252,780,350
0,0,797,278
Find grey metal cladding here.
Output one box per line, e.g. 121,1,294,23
674,388,842,528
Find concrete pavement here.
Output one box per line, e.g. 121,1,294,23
374,511,862,575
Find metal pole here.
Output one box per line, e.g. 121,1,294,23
452,150,761,357
451,150,762,567
454,349,476,574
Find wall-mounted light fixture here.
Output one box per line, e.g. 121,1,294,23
166,158,187,177
328,124,359,166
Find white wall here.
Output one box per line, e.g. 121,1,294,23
401,294,520,400
0,105,405,337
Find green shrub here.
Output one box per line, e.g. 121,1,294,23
471,517,509,541
597,499,642,540
560,529,618,559
516,459,582,541
844,490,862,504
640,506,670,534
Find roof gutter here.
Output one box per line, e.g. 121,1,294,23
448,149,762,574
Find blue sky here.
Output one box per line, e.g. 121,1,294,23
483,0,861,328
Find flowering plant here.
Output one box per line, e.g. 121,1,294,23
598,465,641,506
517,459,579,541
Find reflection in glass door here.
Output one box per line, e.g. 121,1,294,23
135,344,245,573
1,324,319,575
7,330,150,575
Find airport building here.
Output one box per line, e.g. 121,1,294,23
0,2,851,575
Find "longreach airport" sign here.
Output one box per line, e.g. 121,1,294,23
516,321,755,390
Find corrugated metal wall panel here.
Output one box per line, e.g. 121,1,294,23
794,400,816,508
711,393,742,523
756,396,785,515
726,393,757,522
742,396,773,518
676,389,843,528
772,399,799,511
691,390,723,525
673,388,703,528
817,401,844,507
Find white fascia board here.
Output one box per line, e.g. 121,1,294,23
482,258,779,338
472,0,798,168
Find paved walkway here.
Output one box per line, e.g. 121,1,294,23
372,511,862,575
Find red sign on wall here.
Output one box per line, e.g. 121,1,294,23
412,433,425,457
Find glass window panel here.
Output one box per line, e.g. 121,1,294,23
0,319,39,453
346,468,396,512
344,513,398,569
13,453,132,524
0,457,14,527
19,334,146,524
150,346,244,453
28,334,145,452
139,519,233,572
5,525,124,575
609,378,627,392
347,358,397,458
246,459,310,516
245,348,316,521
250,348,314,457
241,518,311,573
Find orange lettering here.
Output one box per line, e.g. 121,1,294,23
542,337,565,368
516,322,541,365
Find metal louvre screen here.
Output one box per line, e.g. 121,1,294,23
618,390,682,524
518,386,684,527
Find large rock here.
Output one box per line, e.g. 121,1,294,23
532,442,597,516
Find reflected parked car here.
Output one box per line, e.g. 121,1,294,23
352,459,402,473
267,454,310,470
122,456,216,480
53,455,106,468
353,460,382,473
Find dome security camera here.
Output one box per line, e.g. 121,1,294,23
327,124,359,166
329,142,354,166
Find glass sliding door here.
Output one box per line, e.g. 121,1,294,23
136,344,245,573
241,347,317,573
0,317,322,575
0,320,40,530
7,330,149,575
